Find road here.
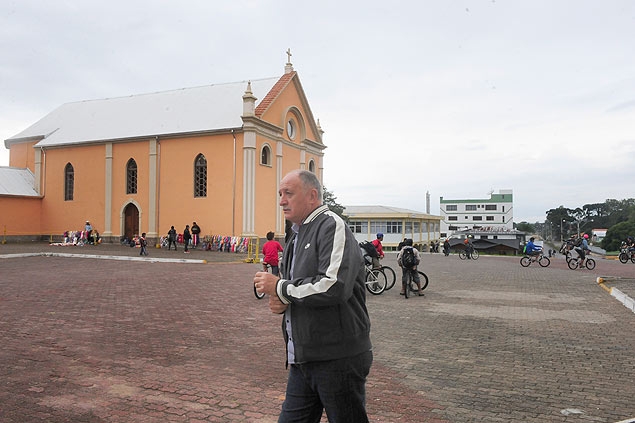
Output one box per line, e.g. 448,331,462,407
1,243,634,422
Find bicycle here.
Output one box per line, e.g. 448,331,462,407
363,262,387,295
402,269,429,299
359,253,394,293
459,249,479,260
380,265,397,291
618,243,635,264
520,253,550,267
567,253,596,270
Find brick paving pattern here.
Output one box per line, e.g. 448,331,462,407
1,242,634,422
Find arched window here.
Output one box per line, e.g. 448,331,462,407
260,145,272,166
64,163,74,201
126,158,137,194
308,159,315,173
194,154,207,197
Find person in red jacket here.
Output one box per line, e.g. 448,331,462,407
262,231,283,276
371,232,385,269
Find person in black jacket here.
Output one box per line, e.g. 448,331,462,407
254,169,372,423
167,226,177,251
183,225,191,253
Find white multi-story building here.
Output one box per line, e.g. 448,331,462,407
440,190,514,238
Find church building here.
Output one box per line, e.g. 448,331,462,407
1,57,325,243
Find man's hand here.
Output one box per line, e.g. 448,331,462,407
253,271,280,297
268,296,288,314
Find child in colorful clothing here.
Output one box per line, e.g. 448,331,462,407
262,231,283,276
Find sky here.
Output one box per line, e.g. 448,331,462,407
2,0,635,223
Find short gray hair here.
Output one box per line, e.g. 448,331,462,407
296,170,323,203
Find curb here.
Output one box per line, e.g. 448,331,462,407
0,252,207,264
597,277,635,314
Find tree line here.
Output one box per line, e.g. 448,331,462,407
517,198,635,251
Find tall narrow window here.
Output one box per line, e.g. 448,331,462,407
308,159,315,173
126,158,137,194
260,145,271,166
194,154,207,197
64,163,74,201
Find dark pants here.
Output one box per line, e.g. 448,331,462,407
279,350,372,423
168,239,177,250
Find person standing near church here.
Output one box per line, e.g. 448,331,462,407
139,233,148,256
183,225,191,253
167,226,177,251
191,221,201,248
253,169,372,422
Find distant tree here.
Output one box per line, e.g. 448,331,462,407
545,206,575,241
516,222,535,233
323,185,347,222
602,220,635,251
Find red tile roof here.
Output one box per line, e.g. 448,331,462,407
255,71,296,117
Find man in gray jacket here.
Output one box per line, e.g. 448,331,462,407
254,169,372,423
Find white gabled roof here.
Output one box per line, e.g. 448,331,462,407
5,77,280,148
0,167,39,196
344,205,441,219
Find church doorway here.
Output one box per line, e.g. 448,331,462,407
124,203,139,240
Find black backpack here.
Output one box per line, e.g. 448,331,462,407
402,247,416,268
359,240,379,258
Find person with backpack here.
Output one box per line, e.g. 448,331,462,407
397,238,423,296
575,233,591,268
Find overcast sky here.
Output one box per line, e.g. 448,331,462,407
2,0,634,222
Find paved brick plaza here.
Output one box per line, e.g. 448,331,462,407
1,243,634,422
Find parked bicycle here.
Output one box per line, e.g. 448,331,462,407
380,265,397,291
567,253,596,270
520,253,550,267
364,261,387,295
402,270,429,299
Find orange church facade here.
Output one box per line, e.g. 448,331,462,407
1,61,325,243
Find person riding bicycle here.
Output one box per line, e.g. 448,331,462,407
397,238,424,296
524,237,542,260
463,237,474,259
575,234,591,268
371,233,385,269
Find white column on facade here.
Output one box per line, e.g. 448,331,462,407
34,148,42,194
299,150,306,170
242,130,257,236
276,141,284,235
104,143,113,236
148,138,158,237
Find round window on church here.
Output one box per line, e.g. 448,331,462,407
287,119,296,140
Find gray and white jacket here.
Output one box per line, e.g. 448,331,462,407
276,205,372,363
